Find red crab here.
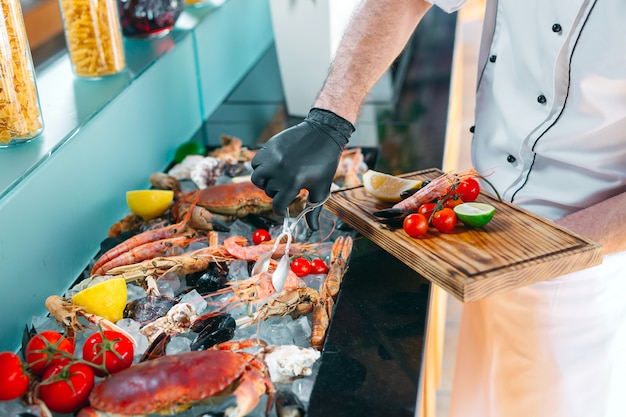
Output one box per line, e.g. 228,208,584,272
77,348,275,417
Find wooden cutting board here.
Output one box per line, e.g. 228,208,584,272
326,168,603,302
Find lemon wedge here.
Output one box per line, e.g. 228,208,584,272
454,202,496,228
362,170,423,203
126,189,174,221
72,277,127,322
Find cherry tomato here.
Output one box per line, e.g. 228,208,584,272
39,362,94,414
25,330,75,376
403,213,429,238
432,208,458,233
252,229,271,245
0,352,29,401
417,203,437,222
443,197,463,209
455,178,480,202
82,330,134,377
310,259,329,274
290,257,312,277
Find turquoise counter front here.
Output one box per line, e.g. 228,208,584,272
0,0,274,352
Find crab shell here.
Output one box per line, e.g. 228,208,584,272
174,181,308,219
79,350,273,417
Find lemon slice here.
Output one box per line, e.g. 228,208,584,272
454,202,496,228
126,190,174,221
362,170,423,203
72,278,127,322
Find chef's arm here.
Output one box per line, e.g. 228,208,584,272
314,0,433,124
555,191,626,255
250,0,433,228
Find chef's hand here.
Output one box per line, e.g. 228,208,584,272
251,108,355,231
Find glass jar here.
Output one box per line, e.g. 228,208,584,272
185,0,208,7
0,0,44,147
118,0,185,38
58,0,126,78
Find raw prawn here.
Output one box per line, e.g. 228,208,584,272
374,169,479,219
45,295,135,346
94,234,204,275
223,236,316,261
236,287,320,328
205,264,304,317
91,193,199,276
311,236,353,351
104,245,231,283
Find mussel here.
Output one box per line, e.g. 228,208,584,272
124,295,178,323
185,262,229,295
190,314,236,351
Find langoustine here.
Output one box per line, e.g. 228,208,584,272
311,235,354,351
373,168,479,220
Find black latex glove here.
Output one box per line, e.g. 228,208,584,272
251,108,355,231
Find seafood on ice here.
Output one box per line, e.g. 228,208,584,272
15,136,363,417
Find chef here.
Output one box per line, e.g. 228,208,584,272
250,1,626,416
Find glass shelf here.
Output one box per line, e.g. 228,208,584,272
0,0,274,352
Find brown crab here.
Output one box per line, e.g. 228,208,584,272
76,345,275,417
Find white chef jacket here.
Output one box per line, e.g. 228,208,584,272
424,0,626,416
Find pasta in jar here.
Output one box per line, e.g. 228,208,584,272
0,0,44,146
59,0,126,77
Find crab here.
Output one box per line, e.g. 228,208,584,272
76,346,275,417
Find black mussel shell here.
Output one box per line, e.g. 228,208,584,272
190,314,236,351
141,333,171,362
124,295,178,323
185,262,229,295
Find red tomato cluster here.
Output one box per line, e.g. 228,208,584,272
0,328,134,413
402,178,480,238
290,257,329,277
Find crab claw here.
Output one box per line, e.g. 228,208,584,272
172,204,231,232
225,366,275,417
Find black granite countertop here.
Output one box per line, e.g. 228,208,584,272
308,237,430,417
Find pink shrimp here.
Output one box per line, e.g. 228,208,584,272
94,234,204,276
91,193,199,276
206,265,304,316
223,236,316,261
392,169,478,211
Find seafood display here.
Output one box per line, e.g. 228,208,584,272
2,140,369,417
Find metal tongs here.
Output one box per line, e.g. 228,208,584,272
251,198,328,293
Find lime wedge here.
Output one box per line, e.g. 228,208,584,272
453,202,495,228
174,141,207,163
